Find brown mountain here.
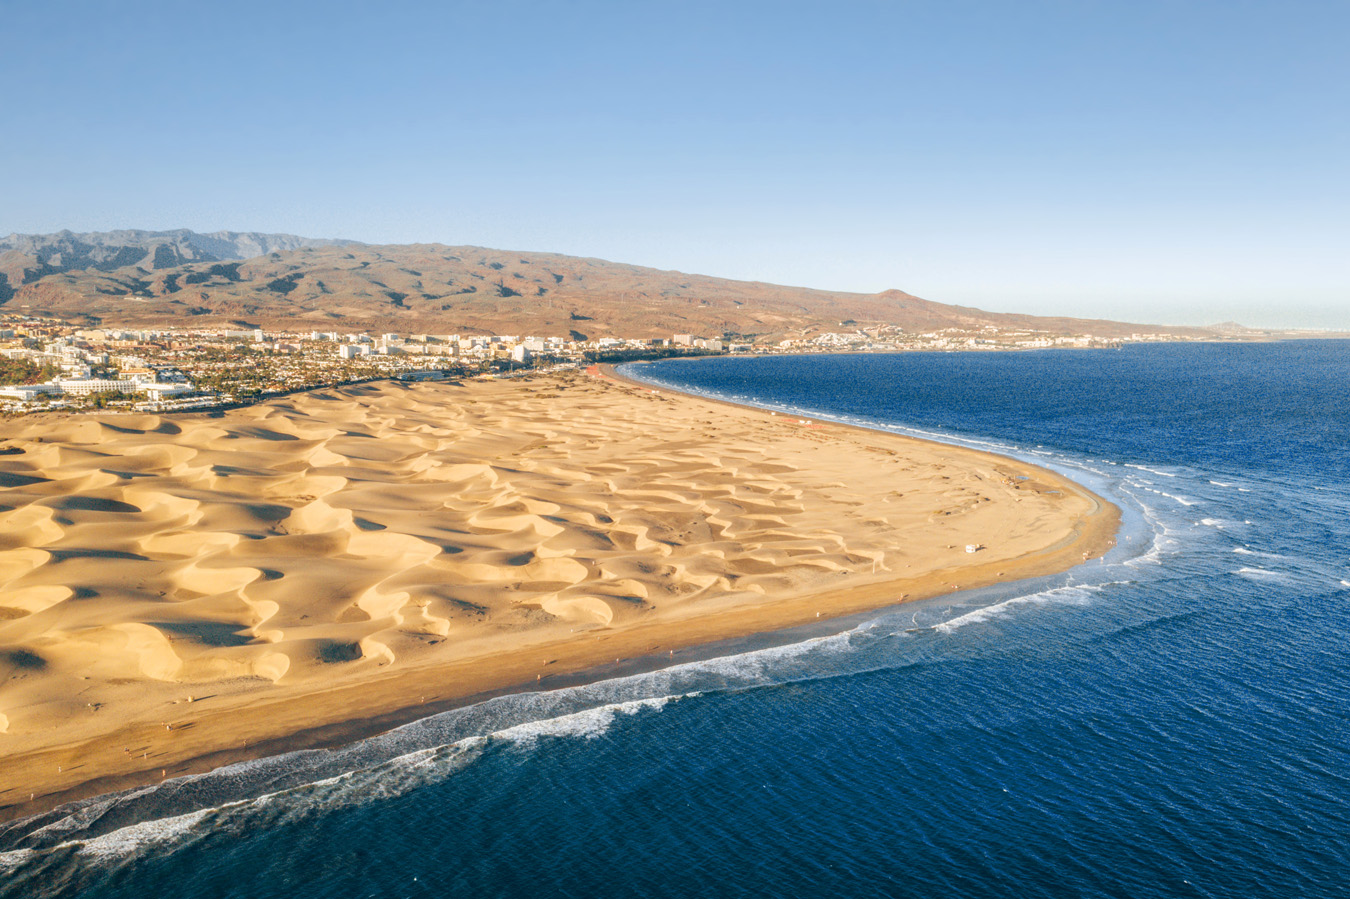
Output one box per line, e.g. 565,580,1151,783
0,230,1198,339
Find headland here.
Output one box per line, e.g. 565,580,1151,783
0,368,1117,819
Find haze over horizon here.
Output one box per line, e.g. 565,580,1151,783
4,1,1346,330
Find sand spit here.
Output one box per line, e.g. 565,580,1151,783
0,370,1116,816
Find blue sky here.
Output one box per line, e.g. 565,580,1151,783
3,0,1346,328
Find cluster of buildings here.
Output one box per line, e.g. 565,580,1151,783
330,333,544,364
0,312,1201,415
324,332,729,364
0,319,732,413
0,334,193,404
772,325,1139,353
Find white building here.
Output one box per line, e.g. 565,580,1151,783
56,378,141,396
142,383,193,401
0,383,58,400
0,373,196,401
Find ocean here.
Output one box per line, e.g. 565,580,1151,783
3,340,1348,898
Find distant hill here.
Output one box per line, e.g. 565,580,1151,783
0,229,1203,339
0,229,359,298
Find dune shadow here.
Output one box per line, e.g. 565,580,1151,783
47,496,143,514
212,465,276,477
99,469,157,481
241,502,292,522
0,471,50,488
150,621,255,647
47,548,150,562
229,427,299,442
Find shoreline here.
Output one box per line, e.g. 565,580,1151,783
0,367,1119,827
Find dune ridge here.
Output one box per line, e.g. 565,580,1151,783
0,370,1116,817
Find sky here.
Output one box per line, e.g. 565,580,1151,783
2,0,1347,329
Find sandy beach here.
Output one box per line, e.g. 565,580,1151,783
0,368,1117,819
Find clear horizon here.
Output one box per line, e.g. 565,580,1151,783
3,1,1346,330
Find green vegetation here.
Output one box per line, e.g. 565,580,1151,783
87,390,130,409
582,347,725,364
0,358,58,386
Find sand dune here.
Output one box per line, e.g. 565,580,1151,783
0,369,1115,816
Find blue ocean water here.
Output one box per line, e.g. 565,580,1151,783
3,341,1349,899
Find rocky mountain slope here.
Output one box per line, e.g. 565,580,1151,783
0,229,1197,339
0,229,358,279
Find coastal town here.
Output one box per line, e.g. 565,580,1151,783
0,312,1191,414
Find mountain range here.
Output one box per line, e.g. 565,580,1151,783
0,229,1202,339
